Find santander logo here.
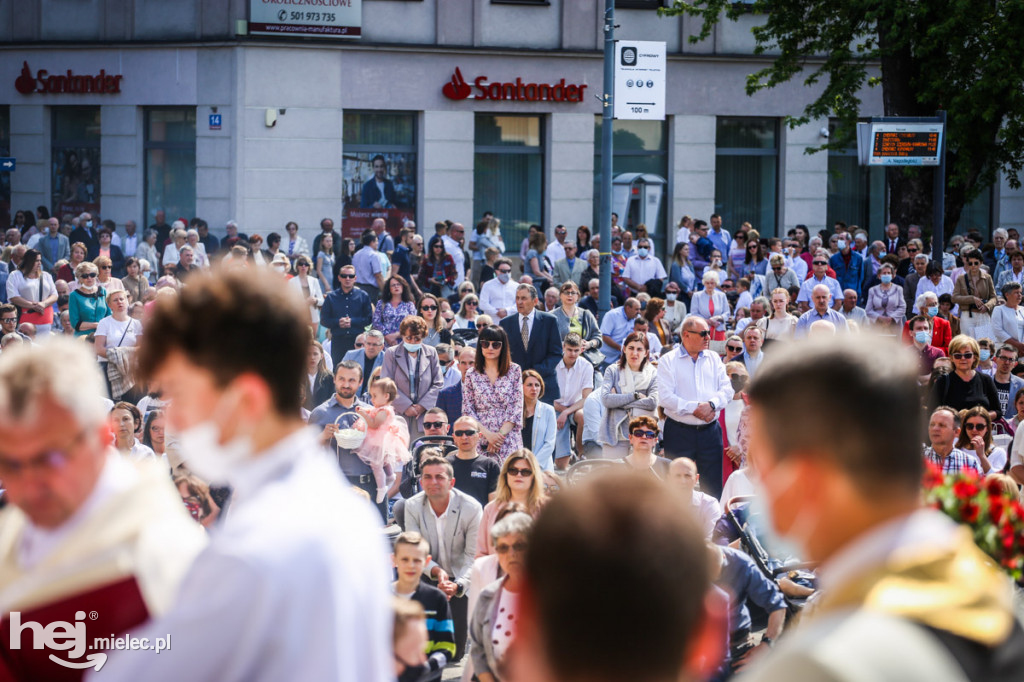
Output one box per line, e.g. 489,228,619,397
442,67,587,104
15,61,124,95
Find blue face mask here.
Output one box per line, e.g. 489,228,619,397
928,306,939,317
880,274,892,284
612,248,623,256
914,331,932,345
403,342,422,353
85,220,93,229
980,350,991,362
637,248,649,258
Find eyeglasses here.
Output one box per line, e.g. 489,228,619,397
480,340,503,349
508,466,533,477
965,422,987,431
421,305,438,311
684,329,710,338
465,301,478,306
813,261,828,266
99,265,111,270
952,352,975,360
631,429,658,439
80,273,97,279
453,429,478,437
726,345,742,352
496,269,511,274
432,244,443,249
339,273,356,279
423,421,446,430
495,541,528,554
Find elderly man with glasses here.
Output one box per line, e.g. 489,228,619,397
656,315,733,500
796,250,843,313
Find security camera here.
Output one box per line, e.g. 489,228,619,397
265,108,277,128
820,127,830,138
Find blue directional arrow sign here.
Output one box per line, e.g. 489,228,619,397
0,158,14,172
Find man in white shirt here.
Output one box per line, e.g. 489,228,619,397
405,454,482,663
101,269,391,682
668,457,722,539
621,237,667,295
478,258,518,319
554,333,593,470
442,223,467,287
353,229,384,303
657,315,733,499
0,339,206,681
121,219,139,258
544,224,569,265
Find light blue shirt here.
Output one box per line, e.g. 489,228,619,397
352,246,382,287
794,308,849,338
599,307,635,363
796,275,843,307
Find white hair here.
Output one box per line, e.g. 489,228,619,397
916,292,938,312
172,220,186,231
186,229,199,239
994,228,1008,240
0,338,108,429
702,269,720,286
226,220,238,229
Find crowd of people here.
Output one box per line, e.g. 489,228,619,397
0,207,1022,682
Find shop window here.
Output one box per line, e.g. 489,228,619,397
474,114,544,250
145,108,197,227
715,117,778,236
52,107,100,219
593,118,668,243
343,111,417,240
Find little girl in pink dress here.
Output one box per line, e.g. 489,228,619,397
355,377,411,503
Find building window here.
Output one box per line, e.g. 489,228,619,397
474,114,544,250
343,111,417,240
593,118,668,244
145,108,196,228
52,107,100,219
715,117,778,236
0,107,9,230
957,184,993,238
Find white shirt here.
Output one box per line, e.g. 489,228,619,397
720,468,754,507
675,226,690,246
122,233,139,258
621,254,667,288
555,359,592,408
19,453,137,569
656,347,734,425
691,490,723,540
545,240,567,266
479,277,519,317
430,491,453,570
162,243,182,267
442,235,465,287
99,428,392,682
96,316,142,351
581,386,605,444
441,364,461,390
787,255,808,280
125,439,158,462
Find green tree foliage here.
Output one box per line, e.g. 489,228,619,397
662,0,1024,234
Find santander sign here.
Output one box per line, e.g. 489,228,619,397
442,67,587,103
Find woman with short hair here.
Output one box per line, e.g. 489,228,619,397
57,241,89,284
864,262,907,334
122,257,150,304
690,269,730,341
929,334,1001,418
68,261,109,337
618,415,671,479
551,281,602,366
992,281,1024,355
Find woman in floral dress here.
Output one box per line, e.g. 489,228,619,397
462,325,523,462
371,274,417,346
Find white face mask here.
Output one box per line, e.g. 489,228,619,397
176,391,252,484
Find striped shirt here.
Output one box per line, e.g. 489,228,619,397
923,446,982,475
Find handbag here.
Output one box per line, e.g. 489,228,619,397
19,275,53,325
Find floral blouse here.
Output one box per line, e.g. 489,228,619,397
372,300,416,341
462,363,524,462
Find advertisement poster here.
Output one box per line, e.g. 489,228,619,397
342,152,416,240
249,0,361,38
52,147,100,219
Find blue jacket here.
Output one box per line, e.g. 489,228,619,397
830,251,865,299
528,401,557,471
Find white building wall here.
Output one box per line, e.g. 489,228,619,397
99,104,141,231
672,114,716,228
421,110,475,227
9,104,49,214
549,113,594,231
781,120,829,233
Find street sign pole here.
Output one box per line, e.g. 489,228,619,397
598,0,615,321
932,110,947,264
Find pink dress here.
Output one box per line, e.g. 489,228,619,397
462,364,524,462
357,405,411,470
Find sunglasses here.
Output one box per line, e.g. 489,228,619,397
965,423,987,431
1,317,16,324
631,429,658,439
726,345,742,352
495,541,528,554
80,273,97,279
813,261,828,266
508,467,533,477
423,421,446,429
99,265,112,270
480,340,503,349
952,353,974,360
339,273,356,279
465,301,478,306
421,305,438,311
453,429,477,437
496,269,512,274
685,329,710,338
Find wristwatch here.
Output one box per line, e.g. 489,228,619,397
761,637,775,648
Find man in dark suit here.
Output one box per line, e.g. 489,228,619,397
69,212,99,255
360,155,397,209
499,283,563,405
884,222,906,255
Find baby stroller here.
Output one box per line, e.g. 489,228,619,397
722,495,817,619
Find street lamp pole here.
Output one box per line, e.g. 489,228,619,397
598,0,615,320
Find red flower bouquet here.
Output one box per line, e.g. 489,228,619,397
922,461,1024,581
